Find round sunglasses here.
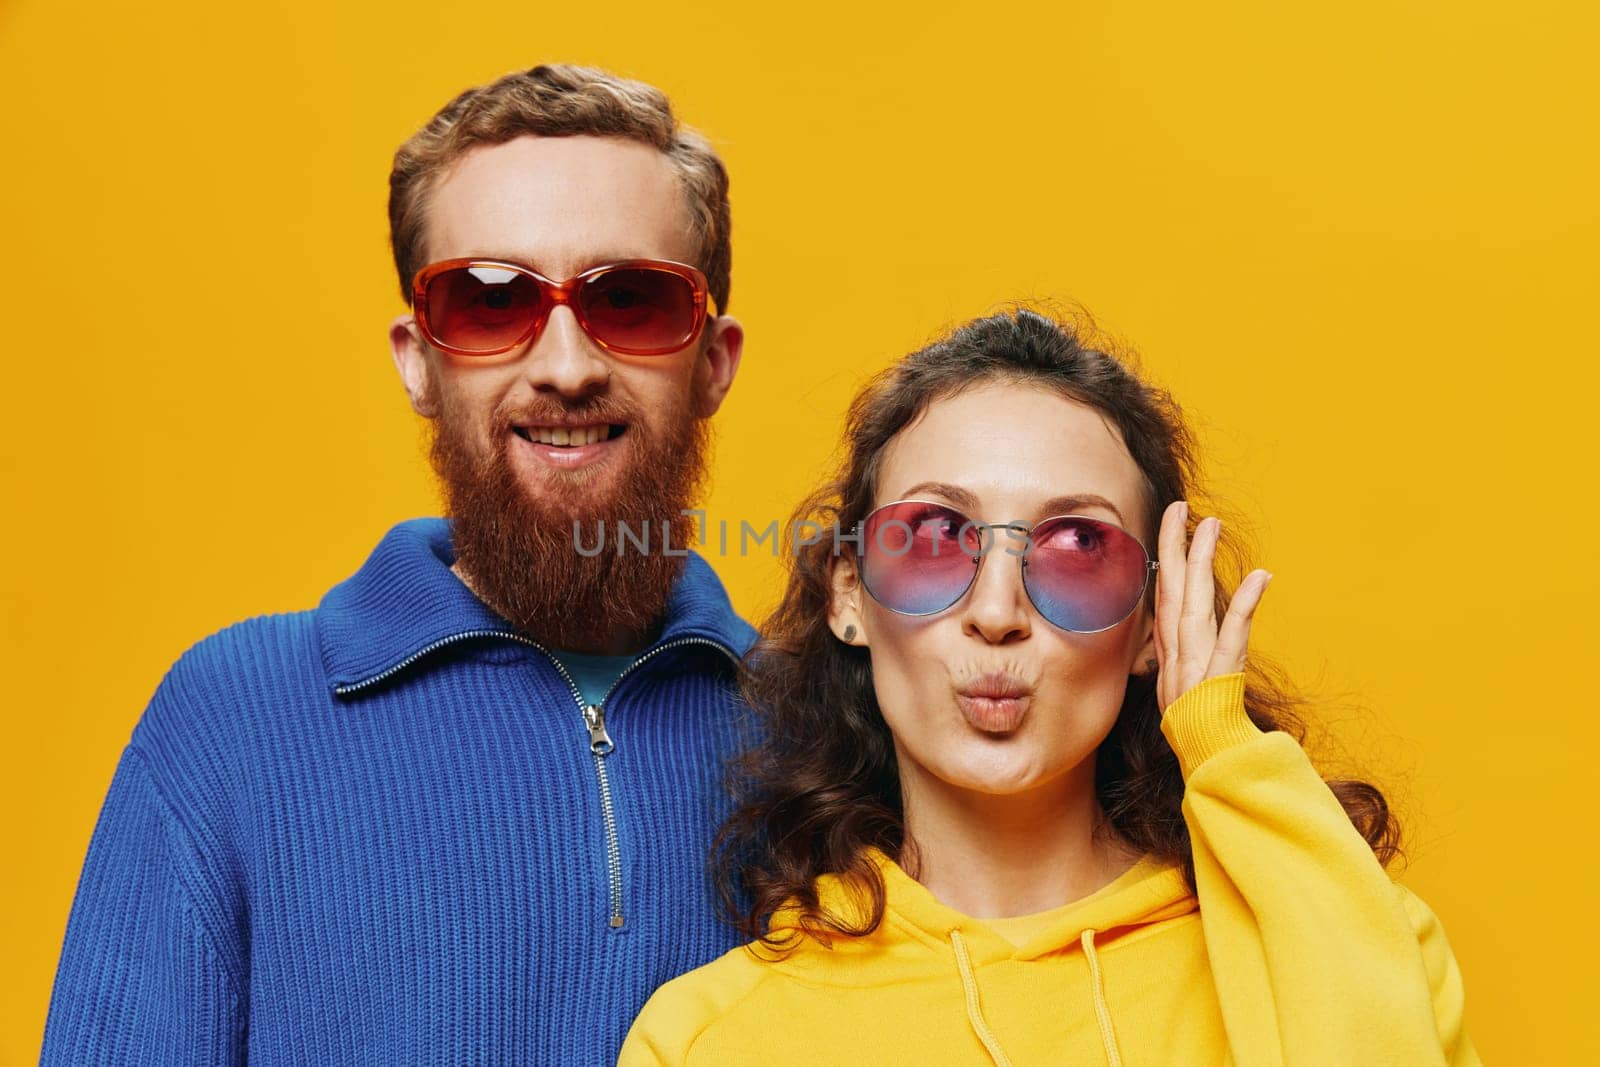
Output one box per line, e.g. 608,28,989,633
411,258,713,357
856,500,1158,634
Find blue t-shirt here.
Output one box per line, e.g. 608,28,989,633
547,648,635,706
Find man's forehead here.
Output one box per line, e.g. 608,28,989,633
423,135,697,272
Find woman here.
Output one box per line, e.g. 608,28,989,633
621,309,1476,1065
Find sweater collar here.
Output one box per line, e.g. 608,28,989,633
316,517,757,697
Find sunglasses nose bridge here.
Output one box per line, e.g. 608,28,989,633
544,275,579,310
543,274,610,346
959,529,1032,640
516,282,612,395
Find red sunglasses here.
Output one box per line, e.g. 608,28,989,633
411,258,713,357
856,500,1158,634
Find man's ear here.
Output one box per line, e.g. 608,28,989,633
828,553,867,647
692,315,744,418
390,313,440,418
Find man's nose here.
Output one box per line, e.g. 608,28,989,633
521,306,610,398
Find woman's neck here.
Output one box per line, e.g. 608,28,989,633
897,758,1138,919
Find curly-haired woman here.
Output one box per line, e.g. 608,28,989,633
621,309,1477,1066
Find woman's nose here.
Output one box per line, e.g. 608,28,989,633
960,545,1032,644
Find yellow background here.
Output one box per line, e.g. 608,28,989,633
3,1,1596,1062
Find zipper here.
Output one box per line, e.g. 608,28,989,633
331,628,524,697
333,629,737,929
578,635,738,929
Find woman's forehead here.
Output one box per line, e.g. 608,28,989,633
876,383,1147,530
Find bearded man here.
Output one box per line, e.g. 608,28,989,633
43,64,752,1067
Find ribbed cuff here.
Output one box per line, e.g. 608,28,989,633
1159,672,1260,779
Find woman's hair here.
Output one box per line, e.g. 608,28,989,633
714,307,1400,947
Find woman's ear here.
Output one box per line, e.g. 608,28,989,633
1130,605,1158,678
828,554,867,647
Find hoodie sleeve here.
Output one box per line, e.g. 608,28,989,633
618,948,774,1065
1161,672,1479,1067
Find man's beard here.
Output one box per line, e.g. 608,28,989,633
428,387,710,655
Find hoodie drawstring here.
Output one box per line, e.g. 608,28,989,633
949,927,1125,1067
949,930,1014,1067
1081,928,1124,1067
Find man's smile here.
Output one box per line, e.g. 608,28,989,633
509,421,629,470
510,422,628,447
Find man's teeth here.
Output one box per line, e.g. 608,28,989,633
522,424,609,446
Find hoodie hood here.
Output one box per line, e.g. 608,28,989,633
764,848,1197,1066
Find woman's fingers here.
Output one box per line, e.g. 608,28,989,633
1209,569,1271,676
1177,515,1221,686
1155,501,1188,678
1154,501,1270,708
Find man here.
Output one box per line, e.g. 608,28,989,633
42,64,751,1066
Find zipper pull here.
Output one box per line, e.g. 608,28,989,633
583,704,615,755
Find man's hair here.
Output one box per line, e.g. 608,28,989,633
388,63,731,312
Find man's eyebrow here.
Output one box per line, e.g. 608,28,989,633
458,251,642,271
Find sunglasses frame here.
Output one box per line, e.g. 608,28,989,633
410,257,714,358
855,498,1160,635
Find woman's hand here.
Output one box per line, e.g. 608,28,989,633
1152,501,1273,712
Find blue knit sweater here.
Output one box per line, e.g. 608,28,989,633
42,518,759,1066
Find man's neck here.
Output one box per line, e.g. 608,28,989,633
449,560,654,656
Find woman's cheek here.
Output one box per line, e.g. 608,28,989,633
869,656,927,725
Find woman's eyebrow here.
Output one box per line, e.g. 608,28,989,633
894,483,1127,526
897,481,979,510
1037,493,1126,524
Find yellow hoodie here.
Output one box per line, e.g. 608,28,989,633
620,673,1478,1066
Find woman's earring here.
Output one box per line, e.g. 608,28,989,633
843,625,857,643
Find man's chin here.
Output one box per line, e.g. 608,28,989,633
431,401,709,650
512,482,628,532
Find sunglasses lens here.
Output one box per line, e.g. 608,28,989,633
1024,517,1150,632
859,501,983,615
424,265,542,354
578,266,700,353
